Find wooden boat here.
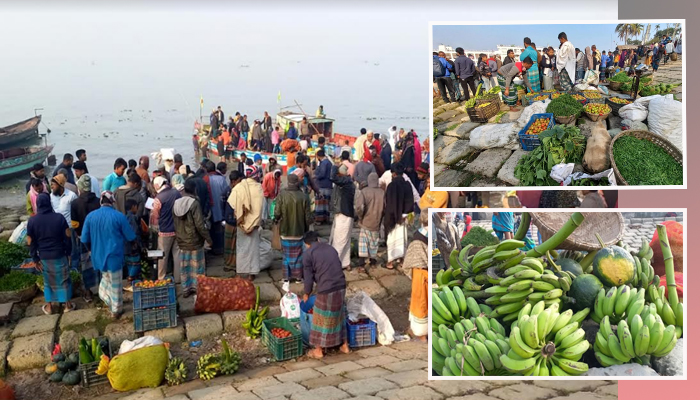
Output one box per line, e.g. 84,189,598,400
0,115,41,147
0,145,54,181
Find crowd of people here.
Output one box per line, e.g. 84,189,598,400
433,32,682,106
22,118,443,355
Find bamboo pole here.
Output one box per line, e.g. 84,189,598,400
656,224,679,310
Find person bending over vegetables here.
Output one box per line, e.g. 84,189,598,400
498,56,533,111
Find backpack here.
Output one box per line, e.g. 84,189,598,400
433,57,446,77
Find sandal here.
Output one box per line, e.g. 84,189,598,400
63,303,76,313
42,304,52,315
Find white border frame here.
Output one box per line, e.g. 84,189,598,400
429,20,687,191
427,208,687,380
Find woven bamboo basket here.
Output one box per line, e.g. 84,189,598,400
530,212,624,251
584,104,611,122
555,114,577,125
609,130,683,186
474,99,500,120
608,81,622,91
605,97,631,116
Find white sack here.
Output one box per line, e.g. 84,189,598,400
647,94,683,151
346,291,395,345
469,122,519,150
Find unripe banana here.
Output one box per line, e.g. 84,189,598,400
549,309,573,335
554,322,578,346
509,327,537,358
496,239,526,253
493,249,522,261
500,288,534,303
602,286,618,317
594,288,606,320
505,265,531,276
508,279,535,292
661,302,676,326
500,353,537,373
634,325,650,356
537,309,553,342
513,269,541,280
614,285,631,316
544,288,563,300
606,333,631,362
570,308,590,325
485,285,508,294
466,297,481,318
530,300,546,316
559,328,586,349
538,274,562,288
521,316,539,348
532,281,557,292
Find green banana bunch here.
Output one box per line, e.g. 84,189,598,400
435,266,465,289
631,239,657,290
432,286,492,328
592,284,645,325
470,240,526,275
499,300,591,376
165,357,188,386
645,284,683,338
433,316,510,376
594,313,678,367
196,353,221,381
242,286,269,338
220,339,242,375
558,250,585,263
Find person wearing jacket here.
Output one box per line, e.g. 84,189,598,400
274,174,313,282
27,193,73,315
454,47,477,102
542,47,556,90
313,150,333,224
262,169,282,224
25,163,50,193
433,52,456,103
173,179,212,297
478,53,497,93
114,172,146,219
203,160,228,255
329,164,355,270
354,172,384,270
441,52,462,101
70,175,101,302
150,176,182,282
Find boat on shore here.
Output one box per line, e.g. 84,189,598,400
0,145,54,181
0,115,42,147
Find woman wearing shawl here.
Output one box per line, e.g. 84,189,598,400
412,131,422,170
556,32,576,92
402,209,429,341
384,163,415,269
520,37,541,93
227,165,264,280
27,193,73,314
171,174,185,195
26,178,46,216
618,50,626,68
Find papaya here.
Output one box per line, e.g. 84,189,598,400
555,258,584,277
50,371,65,383
591,235,635,287
568,274,604,311
45,362,58,375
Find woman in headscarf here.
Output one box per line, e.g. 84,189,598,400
585,47,594,72
618,50,627,68
171,174,185,194
27,193,73,314
402,209,429,341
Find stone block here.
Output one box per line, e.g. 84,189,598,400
301,374,350,389
434,135,458,150
376,386,443,400
315,360,363,376
234,376,280,392
291,386,349,400
104,322,137,351
0,303,13,323
59,327,99,354
275,367,323,383
338,377,398,396
466,148,513,178
0,341,10,377
183,314,223,341
356,355,401,368
488,383,557,400
253,382,306,399
145,325,186,343
189,384,238,400
347,280,388,300
344,366,391,380
383,369,426,387
496,148,527,186
435,140,472,165
59,308,101,330
377,274,411,297
434,169,471,187
445,122,481,139
584,363,659,377
383,359,426,373
11,314,59,338
533,380,607,393
426,380,493,396
120,388,165,400
6,332,54,371
258,282,282,302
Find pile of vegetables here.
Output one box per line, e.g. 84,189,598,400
515,145,558,186
532,95,549,102
0,241,29,272
464,84,501,109
609,71,632,83
79,337,109,364
639,83,681,97
196,339,241,381
583,91,602,99
550,92,563,99
612,136,683,185
543,89,557,93
584,103,611,116
570,94,586,102
476,102,492,109
432,213,684,377
46,347,82,386
538,125,586,164
571,177,610,186
608,97,630,105
243,286,269,338
546,94,584,117
0,271,37,292
620,82,634,92
525,118,551,135
460,226,499,248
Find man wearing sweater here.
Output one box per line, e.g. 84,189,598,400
454,47,477,101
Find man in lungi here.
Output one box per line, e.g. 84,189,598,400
227,165,264,280
556,32,577,92
274,174,312,282
354,172,384,270
329,164,355,270
222,171,243,272
70,174,100,302
384,163,415,269
520,37,541,93
302,231,350,359
313,149,333,225
27,193,74,315
81,192,136,319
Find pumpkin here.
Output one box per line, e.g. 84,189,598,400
659,272,684,301
556,258,584,277
52,353,66,363
67,352,80,365
568,274,604,311
591,244,635,286
56,361,69,372
49,371,65,383
0,379,15,400
62,370,81,386
63,360,77,371
45,362,58,375
650,220,683,276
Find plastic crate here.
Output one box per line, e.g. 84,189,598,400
347,318,377,348
518,113,555,151
465,106,489,123
78,337,112,388
133,305,178,332
474,98,500,121
132,280,176,310
262,317,303,361
431,255,445,283
526,92,551,103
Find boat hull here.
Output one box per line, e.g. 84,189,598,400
0,115,42,147
0,145,54,181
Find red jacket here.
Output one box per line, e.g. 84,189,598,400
262,172,281,199
363,139,380,162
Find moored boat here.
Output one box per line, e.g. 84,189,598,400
0,115,42,147
0,145,54,181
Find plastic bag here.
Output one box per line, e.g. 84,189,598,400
469,123,519,149
620,120,648,131
259,237,274,270
194,276,256,313
106,344,169,392
584,69,599,85
516,102,550,128
550,163,575,183
9,221,27,245
597,86,610,96
647,94,683,151
346,291,395,346
118,336,163,355
279,282,300,319
563,169,617,186
618,102,648,122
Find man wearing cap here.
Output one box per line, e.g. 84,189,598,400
313,150,333,225
71,174,101,302
150,176,182,282
73,161,101,195
262,168,282,224
329,163,355,270
274,173,313,282
50,174,78,225
57,168,79,196
228,165,264,280
81,192,136,319
25,163,50,193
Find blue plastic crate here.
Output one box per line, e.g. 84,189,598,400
133,305,178,332
518,113,555,151
526,92,551,103
133,280,176,310
347,318,377,348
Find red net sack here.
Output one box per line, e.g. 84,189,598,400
194,276,256,313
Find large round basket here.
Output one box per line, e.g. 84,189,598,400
609,130,683,186
605,97,631,116
555,114,577,125
670,53,678,61
608,81,622,91
584,110,611,122
0,285,37,303
530,212,624,251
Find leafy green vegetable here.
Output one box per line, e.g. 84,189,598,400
546,94,584,117
0,271,37,292
515,145,558,186
460,226,499,248
612,136,683,185
609,71,632,83
571,177,610,186
539,125,586,164
0,241,30,273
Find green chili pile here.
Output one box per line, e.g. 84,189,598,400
613,136,683,185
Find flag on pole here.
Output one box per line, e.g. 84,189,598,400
200,95,203,109
277,91,281,103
